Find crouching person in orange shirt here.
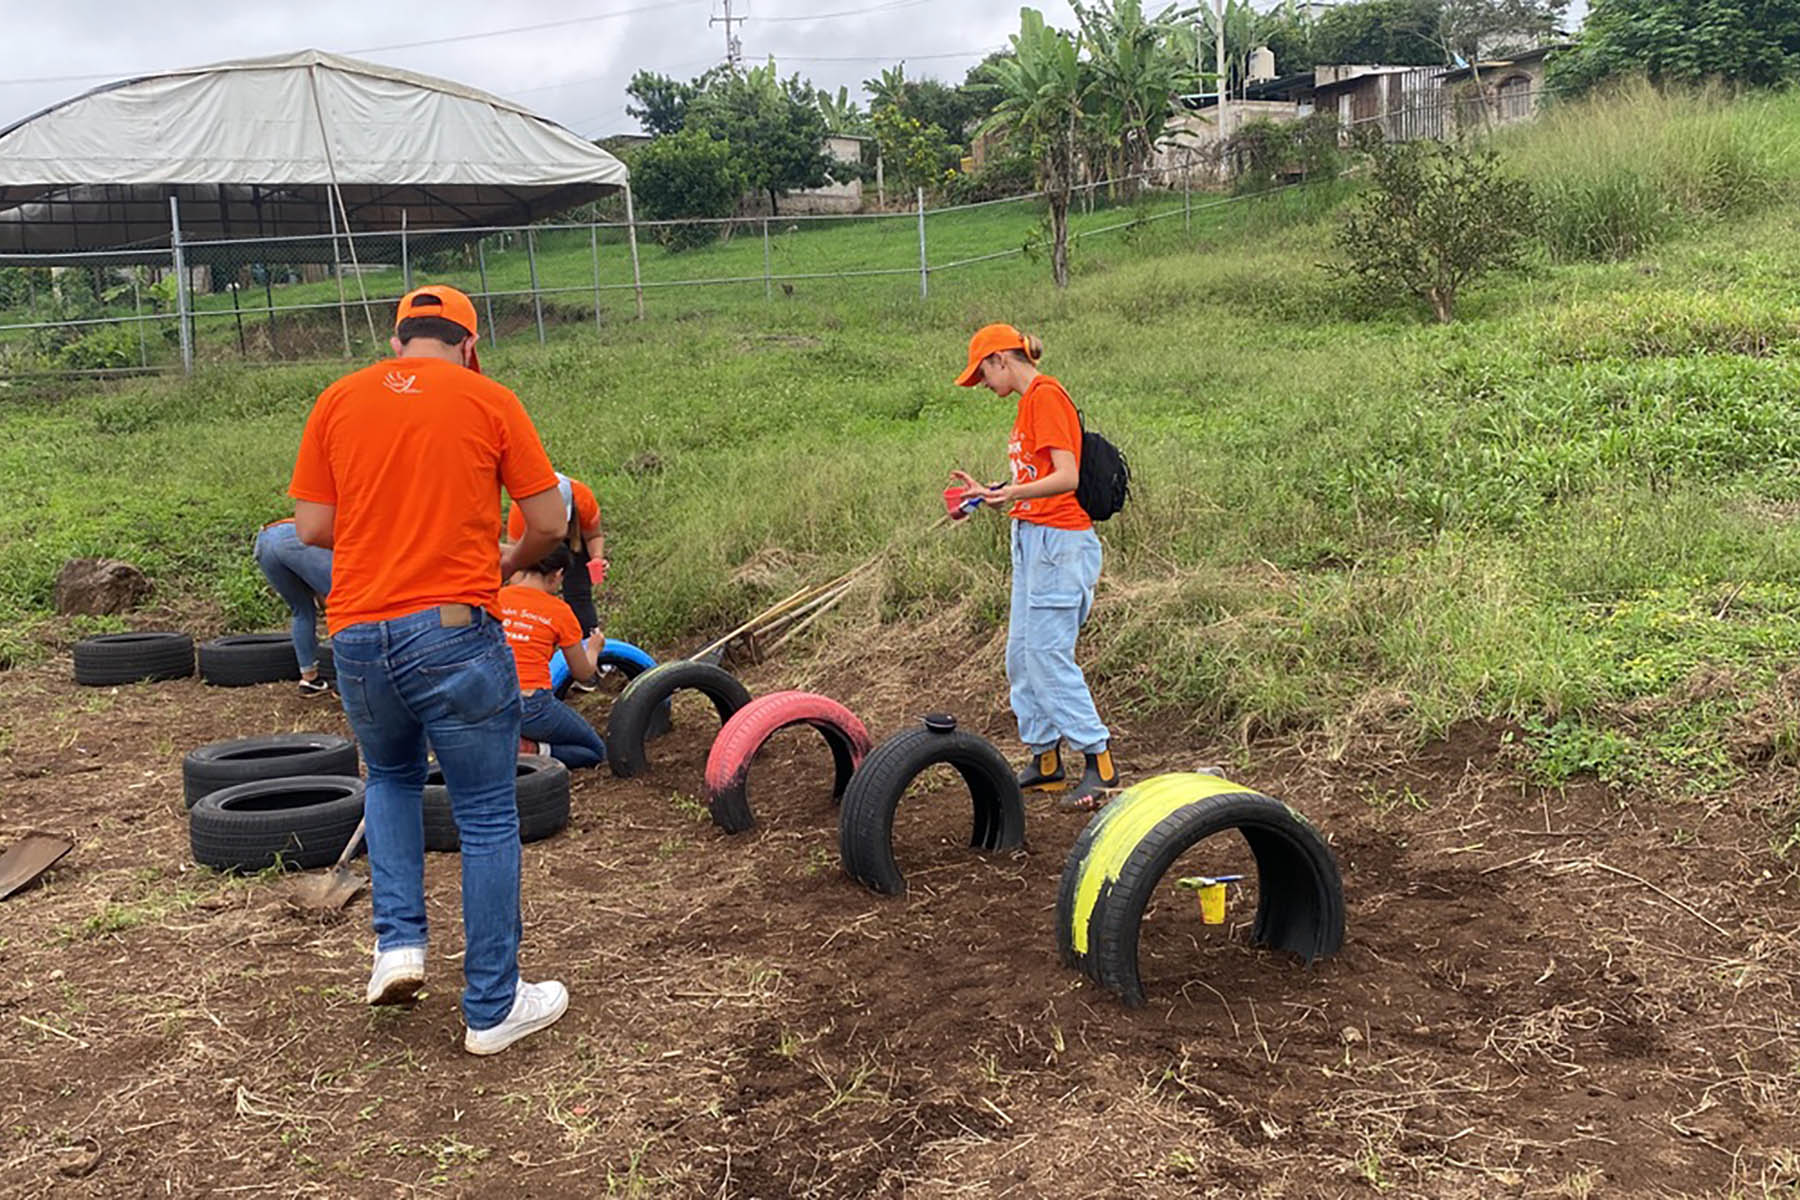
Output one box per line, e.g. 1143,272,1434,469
499,545,608,769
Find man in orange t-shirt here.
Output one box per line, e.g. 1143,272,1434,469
499,544,607,769
288,284,572,1056
506,474,605,638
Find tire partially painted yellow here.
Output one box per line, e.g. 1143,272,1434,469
1055,772,1345,1007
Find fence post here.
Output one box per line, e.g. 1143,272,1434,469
1184,152,1192,234
590,221,603,335
762,217,772,302
400,208,411,290
325,189,351,359
623,184,645,321
476,236,497,346
916,187,928,301
168,196,194,375
133,276,148,368
526,228,546,346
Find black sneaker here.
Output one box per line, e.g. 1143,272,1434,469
298,677,331,697
1059,749,1120,811
1016,745,1066,791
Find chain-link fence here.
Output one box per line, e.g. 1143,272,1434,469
0,83,1547,384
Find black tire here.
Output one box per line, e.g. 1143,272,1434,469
182,733,359,809
605,661,752,779
72,632,194,686
837,716,1026,896
421,754,571,851
199,633,300,687
1056,774,1345,1008
188,775,364,872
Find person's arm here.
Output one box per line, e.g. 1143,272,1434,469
997,448,1078,503
560,633,601,684
500,487,565,580
294,500,337,547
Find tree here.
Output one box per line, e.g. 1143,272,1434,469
689,60,836,214
815,85,869,135
1331,140,1538,322
977,9,1089,287
1309,0,1445,66
903,79,982,143
625,70,696,136
863,63,909,114
630,128,744,250
1548,0,1800,96
1074,0,1196,186
871,106,958,192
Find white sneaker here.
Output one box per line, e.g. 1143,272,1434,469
463,979,569,1056
367,946,426,1006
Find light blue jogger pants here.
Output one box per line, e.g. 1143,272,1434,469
1007,520,1108,755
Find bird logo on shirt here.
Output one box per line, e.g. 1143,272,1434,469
383,370,422,395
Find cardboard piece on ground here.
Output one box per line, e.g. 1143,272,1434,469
0,834,73,900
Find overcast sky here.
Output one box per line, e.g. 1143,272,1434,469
1,0,1584,138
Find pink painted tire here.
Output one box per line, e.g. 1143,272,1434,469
703,691,873,834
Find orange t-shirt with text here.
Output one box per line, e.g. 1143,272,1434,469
288,357,559,634
506,478,600,542
1008,375,1090,531
498,584,583,693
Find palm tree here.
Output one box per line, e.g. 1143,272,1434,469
977,10,1088,287
862,63,908,115
815,85,870,135
1074,0,1198,191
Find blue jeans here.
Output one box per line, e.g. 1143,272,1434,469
1007,521,1109,755
254,523,333,672
520,689,607,769
331,608,524,1031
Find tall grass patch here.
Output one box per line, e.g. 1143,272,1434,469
1512,81,1800,261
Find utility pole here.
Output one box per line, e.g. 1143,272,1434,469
1215,0,1229,145
712,0,744,70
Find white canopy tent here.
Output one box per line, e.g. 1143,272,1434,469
0,50,629,258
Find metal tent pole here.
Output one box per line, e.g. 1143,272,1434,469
623,184,645,321
526,228,546,345
325,189,351,358
169,196,194,374
477,237,497,346
400,208,411,290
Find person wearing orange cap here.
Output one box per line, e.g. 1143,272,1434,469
950,323,1118,810
289,284,574,1055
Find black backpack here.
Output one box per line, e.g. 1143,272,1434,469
1075,410,1130,522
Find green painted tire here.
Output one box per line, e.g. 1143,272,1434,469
1056,772,1344,1007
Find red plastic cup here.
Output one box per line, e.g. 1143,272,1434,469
944,484,971,518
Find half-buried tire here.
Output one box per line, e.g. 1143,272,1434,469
704,691,872,833
182,733,360,809
1055,772,1344,1008
837,715,1026,896
553,639,671,738
73,632,194,686
606,661,751,779
421,754,571,852
199,633,301,686
189,775,364,872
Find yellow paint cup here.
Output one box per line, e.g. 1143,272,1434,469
1198,880,1227,925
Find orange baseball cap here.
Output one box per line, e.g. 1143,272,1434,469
955,323,1031,387
394,285,481,373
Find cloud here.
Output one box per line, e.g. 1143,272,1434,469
1,0,1080,137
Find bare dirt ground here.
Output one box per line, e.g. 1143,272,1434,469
2,619,1798,1198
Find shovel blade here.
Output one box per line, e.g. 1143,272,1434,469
293,864,366,911
0,834,74,901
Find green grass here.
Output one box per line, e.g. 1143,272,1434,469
8,88,1800,802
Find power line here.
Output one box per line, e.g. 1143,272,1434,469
0,0,705,87
754,0,940,22
776,47,1003,63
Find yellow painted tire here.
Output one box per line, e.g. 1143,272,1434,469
1055,772,1344,1007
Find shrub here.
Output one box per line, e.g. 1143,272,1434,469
1330,139,1538,322
942,152,1037,205
57,324,139,371
630,129,744,252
